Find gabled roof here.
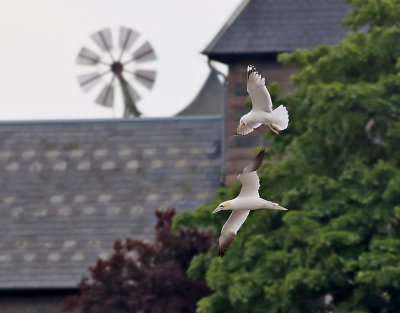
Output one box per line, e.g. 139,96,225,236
204,0,350,61
0,117,222,289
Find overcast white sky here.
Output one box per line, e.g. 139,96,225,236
0,0,242,120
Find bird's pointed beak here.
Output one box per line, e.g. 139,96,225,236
212,207,221,214
236,123,247,135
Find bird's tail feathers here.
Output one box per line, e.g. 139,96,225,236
271,105,289,130
273,204,288,211
262,200,288,211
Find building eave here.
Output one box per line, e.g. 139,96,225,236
204,51,280,63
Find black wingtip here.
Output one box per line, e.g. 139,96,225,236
256,147,266,160
251,148,265,172
239,147,266,175
247,64,258,79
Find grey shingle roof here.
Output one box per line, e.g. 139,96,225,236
0,117,222,289
204,0,350,58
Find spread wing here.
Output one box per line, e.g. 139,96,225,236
237,148,264,198
238,172,260,198
247,65,272,113
218,210,250,257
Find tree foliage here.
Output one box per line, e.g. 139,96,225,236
62,208,211,313
174,0,400,312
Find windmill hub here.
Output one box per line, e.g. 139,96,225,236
77,26,157,117
111,61,123,76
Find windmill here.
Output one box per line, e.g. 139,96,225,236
76,26,157,117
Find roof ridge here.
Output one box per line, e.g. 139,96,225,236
202,0,249,55
203,0,350,60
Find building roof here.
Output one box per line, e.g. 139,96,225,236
177,67,224,116
204,0,350,61
0,117,222,289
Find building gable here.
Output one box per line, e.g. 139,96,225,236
204,0,350,61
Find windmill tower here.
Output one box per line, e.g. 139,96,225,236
76,26,157,117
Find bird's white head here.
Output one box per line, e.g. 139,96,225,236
236,116,249,135
212,201,231,214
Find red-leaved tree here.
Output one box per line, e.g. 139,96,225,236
62,208,211,313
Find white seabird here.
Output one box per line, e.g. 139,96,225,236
212,148,287,256
236,65,289,136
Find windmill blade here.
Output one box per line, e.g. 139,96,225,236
132,41,156,63
95,83,114,107
78,72,106,92
91,28,113,52
76,47,101,65
134,70,156,89
119,26,139,53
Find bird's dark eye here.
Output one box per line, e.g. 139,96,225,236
219,205,224,208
